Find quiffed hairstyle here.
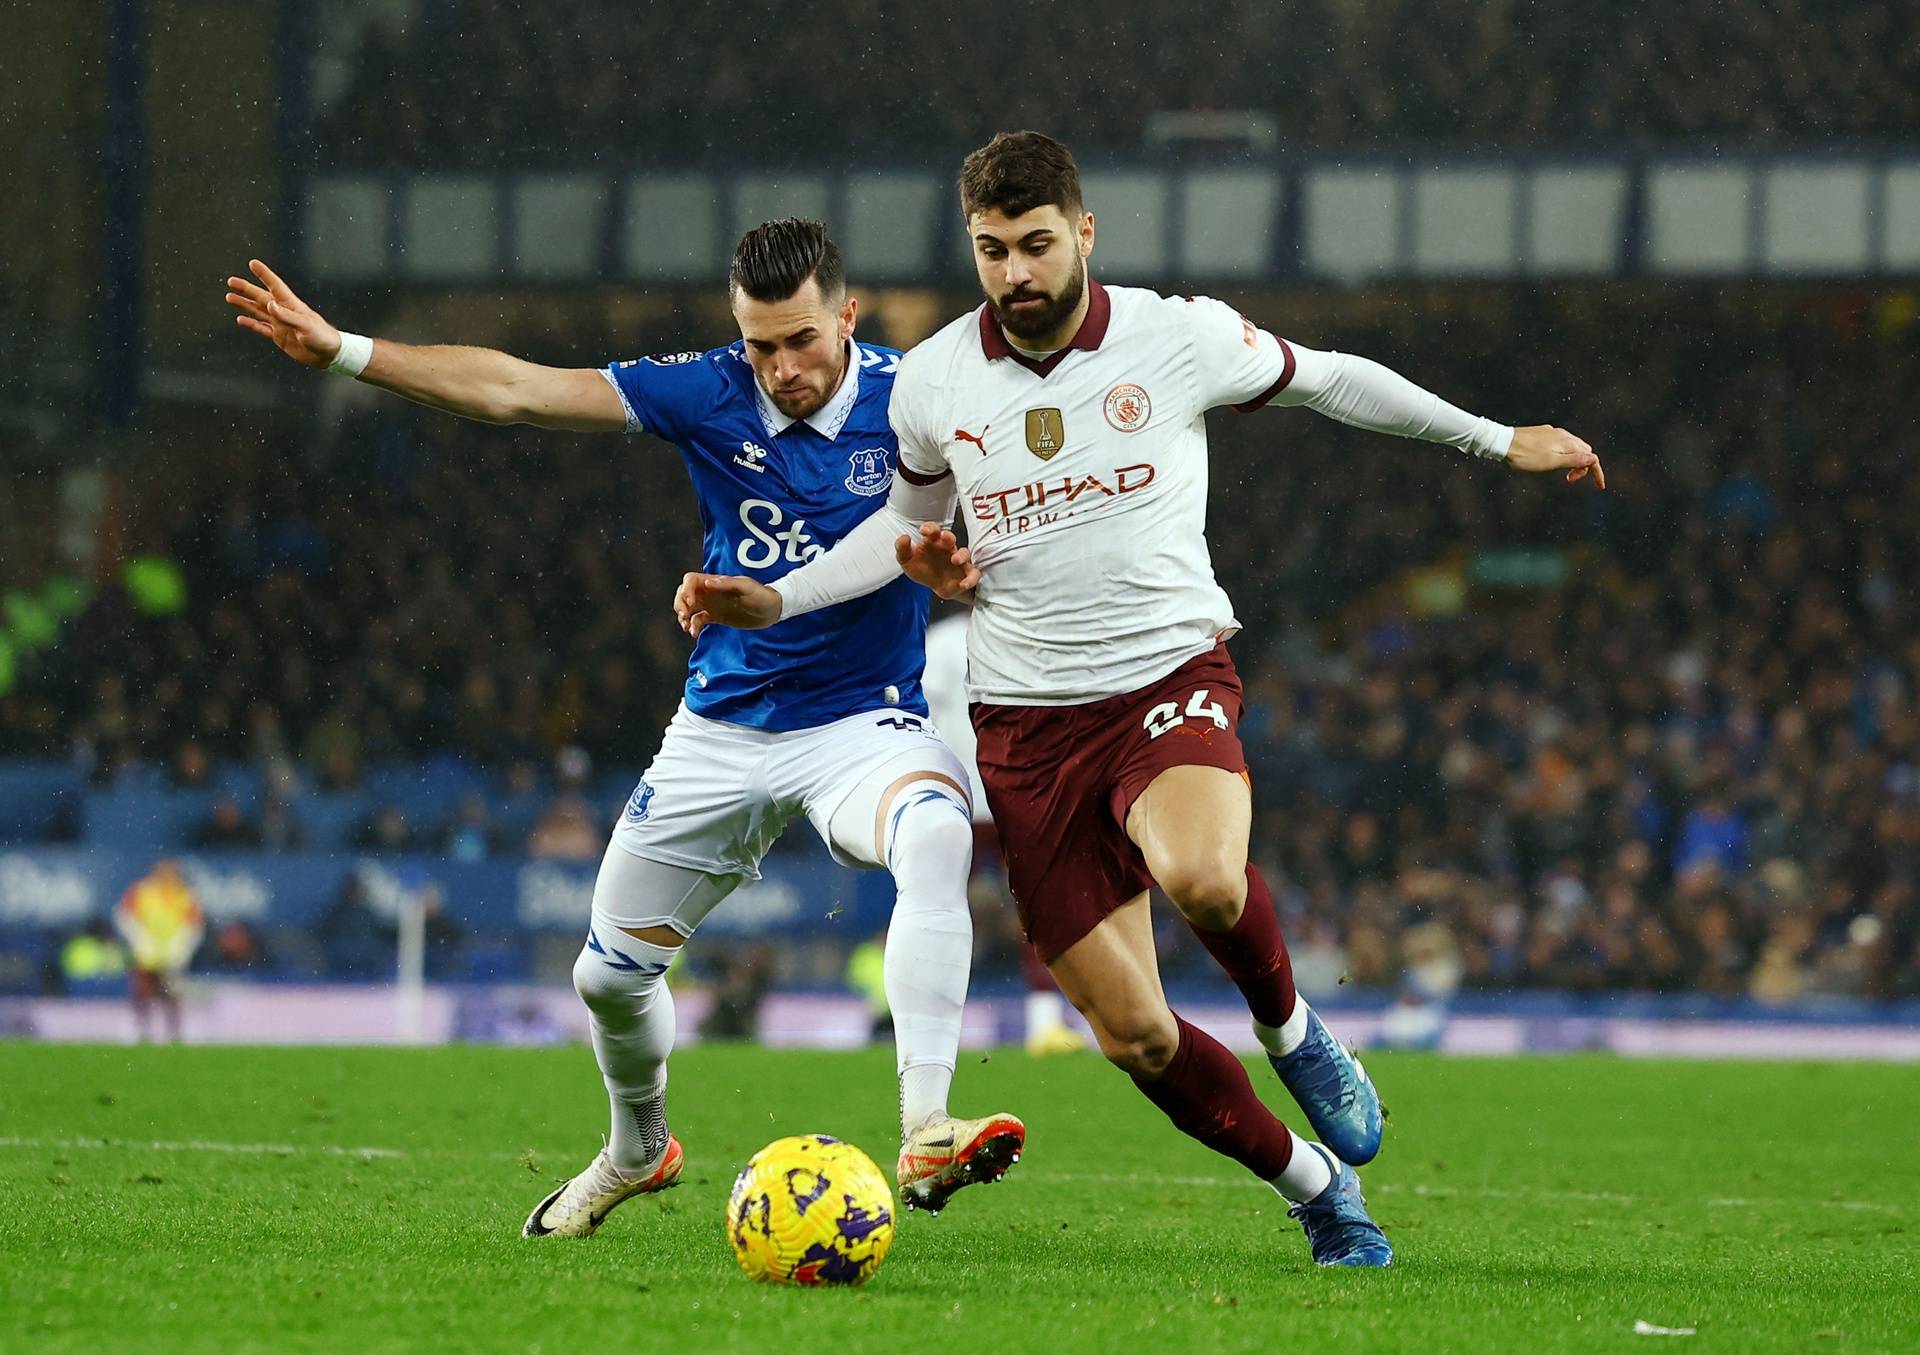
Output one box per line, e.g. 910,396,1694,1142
728,218,845,303
958,131,1084,221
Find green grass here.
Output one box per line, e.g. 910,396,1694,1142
2,1042,1916,1354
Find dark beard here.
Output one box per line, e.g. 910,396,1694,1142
990,261,1086,342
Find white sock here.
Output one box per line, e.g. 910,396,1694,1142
572,925,679,1174
1269,1133,1336,1203
880,781,975,1137
1025,989,1069,1038
1253,997,1313,1058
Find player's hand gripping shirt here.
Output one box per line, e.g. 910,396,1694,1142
601,342,929,730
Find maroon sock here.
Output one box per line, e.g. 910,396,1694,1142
1131,1016,1295,1180
1186,865,1297,1028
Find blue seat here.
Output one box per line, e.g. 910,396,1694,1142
0,761,85,843
84,788,218,851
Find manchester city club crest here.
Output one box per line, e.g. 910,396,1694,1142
845,448,893,496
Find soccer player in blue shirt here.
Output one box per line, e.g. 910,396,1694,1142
225,220,1024,1234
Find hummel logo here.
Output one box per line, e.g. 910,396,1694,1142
953,426,990,455
734,440,770,473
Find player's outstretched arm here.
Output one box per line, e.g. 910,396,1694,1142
1258,338,1604,488
224,259,627,432
1505,425,1605,488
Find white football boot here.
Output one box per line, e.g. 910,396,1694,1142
522,1137,684,1238
897,1113,1025,1215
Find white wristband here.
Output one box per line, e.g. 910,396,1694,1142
327,331,373,377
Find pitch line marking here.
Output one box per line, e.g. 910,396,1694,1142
0,1135,403,1160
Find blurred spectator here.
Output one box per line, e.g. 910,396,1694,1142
1674,784,1749,877
54,918,127,994
356,804,416,853
418,883,468,980
700,943,774,1040
114,860,204,1042
257,793,308,852
526,795,601,862
847,932,890,1041
204,919,273,974
439,791,504,863
194,797,261,849
316,876,392,979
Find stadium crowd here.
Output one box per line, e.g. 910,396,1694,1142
4,289,1916,1001
316,0,1920,165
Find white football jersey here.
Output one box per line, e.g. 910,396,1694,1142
890,282,1292,706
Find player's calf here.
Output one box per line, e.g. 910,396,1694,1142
1080,1005,1180,1078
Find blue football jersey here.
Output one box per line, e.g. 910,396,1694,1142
602,341,930,732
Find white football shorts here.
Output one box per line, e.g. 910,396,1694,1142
608,701,970,883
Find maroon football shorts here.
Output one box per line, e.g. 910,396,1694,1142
970,643,1249,963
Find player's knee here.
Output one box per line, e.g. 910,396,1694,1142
572,939,665,1019
884,783,973,870
1089,1009,1180,1078
1159,857,1248,931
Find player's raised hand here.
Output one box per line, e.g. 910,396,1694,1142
896,521,980,600
1506,425,1606,489
224,259,341,369
675,572,783,637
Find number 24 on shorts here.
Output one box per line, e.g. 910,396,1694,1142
1142,688,1229,739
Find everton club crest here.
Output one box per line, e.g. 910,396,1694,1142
845,448,893,496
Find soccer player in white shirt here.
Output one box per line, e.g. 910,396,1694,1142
680,133,1603,1267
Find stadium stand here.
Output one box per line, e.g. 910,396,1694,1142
316,0,1920,165
3,289,1915,1001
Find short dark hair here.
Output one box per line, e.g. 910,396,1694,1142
728,218,845,303
959,131,1084,221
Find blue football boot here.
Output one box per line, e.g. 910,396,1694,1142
1268,1005,1384,1164
1288,1145,1393,1268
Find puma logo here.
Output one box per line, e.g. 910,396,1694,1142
953,425,990,455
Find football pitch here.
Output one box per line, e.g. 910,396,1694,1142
3,1042,1915,1354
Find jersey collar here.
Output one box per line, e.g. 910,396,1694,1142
977,278,1111,378
750,340,861,441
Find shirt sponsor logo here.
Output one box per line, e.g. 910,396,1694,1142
646,351,701,366
1103,383,1151,432
737,499,825,566
844,447,893,496
970,463,1157,536
1024,407,1065,460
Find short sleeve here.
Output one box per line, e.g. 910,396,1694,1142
1182,295,1296,413
887,351,951,483
600,350,728,440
